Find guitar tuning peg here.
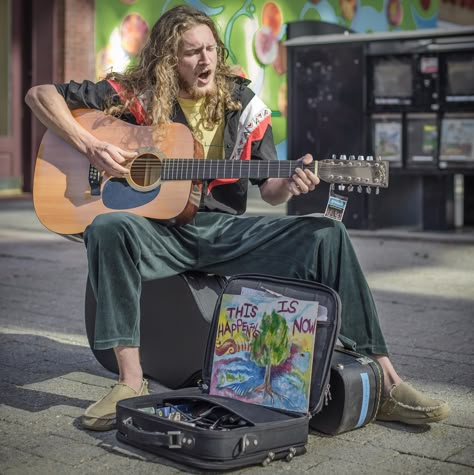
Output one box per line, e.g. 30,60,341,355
331,154,337,160
348,155,355,160
357,185,362,193
366,155,374,161
357,155,364,160
339,154,347,160
338,184,346,191
375,155,382,161
366,186,372,194
375,187,380,195
348,185,354,192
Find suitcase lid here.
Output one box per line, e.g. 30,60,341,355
200,273,341,415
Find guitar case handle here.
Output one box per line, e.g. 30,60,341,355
122,417,185,449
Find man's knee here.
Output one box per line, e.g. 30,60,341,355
303,215,348,240
84,212,136,245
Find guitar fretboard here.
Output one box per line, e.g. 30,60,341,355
160,159,316,181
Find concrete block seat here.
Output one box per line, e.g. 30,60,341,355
84,272,226,389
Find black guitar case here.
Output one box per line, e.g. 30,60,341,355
85,272,226,388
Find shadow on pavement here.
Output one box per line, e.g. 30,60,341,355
0,333,113,411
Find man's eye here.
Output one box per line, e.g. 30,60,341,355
183,45,217,56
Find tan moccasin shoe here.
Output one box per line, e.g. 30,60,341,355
82,379,149,431
377,382,450,425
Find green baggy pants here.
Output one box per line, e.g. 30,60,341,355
83,211,388,357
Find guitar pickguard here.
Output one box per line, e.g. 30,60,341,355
102,178,161,210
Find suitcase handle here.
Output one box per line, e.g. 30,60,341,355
122,417,185,449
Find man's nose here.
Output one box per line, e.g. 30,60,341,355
199,49,211,64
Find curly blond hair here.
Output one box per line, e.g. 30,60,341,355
106,5,241,129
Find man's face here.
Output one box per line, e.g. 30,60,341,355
177,24,218,99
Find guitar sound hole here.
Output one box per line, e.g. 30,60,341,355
129,153,162,188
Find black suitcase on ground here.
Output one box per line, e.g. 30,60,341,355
309,347,384,435
116,274,341,470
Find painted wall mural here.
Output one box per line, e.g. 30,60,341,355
95,0,439,158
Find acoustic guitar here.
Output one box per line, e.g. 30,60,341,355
33,109,389,237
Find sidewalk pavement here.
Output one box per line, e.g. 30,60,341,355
0,195,473,474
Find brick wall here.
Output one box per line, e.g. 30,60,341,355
440,0,474,24
62,0,95,81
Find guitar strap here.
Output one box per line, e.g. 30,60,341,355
107,80,149,125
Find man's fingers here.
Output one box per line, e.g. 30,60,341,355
294,169,314,188
294,175,308,192
123,149,139,159
295,163,320,187
101,147,132,175
106,156,130,175
94,156,129,177
289,154,318,196
106,147,129,165
290,175,307,195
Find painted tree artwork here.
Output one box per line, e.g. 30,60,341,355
209,293,319,413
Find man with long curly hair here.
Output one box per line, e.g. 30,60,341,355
26,5,449,431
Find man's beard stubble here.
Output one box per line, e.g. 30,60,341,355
180,77,218,100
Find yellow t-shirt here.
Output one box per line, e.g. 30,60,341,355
177,97,224,160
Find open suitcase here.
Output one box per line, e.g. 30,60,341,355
116,274,341,470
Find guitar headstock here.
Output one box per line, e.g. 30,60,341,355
317,155,389,195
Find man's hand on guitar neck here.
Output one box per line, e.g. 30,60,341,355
260,154,320,206
287,154,319,197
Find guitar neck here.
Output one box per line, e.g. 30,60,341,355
161,159,315,181
130,156,388,188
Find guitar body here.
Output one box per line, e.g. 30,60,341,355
33,109,203,236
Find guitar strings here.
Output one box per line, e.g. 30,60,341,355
126,160,382,186
128,162,316,179
129,159,317,171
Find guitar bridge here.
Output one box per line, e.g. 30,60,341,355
88,165,102,196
